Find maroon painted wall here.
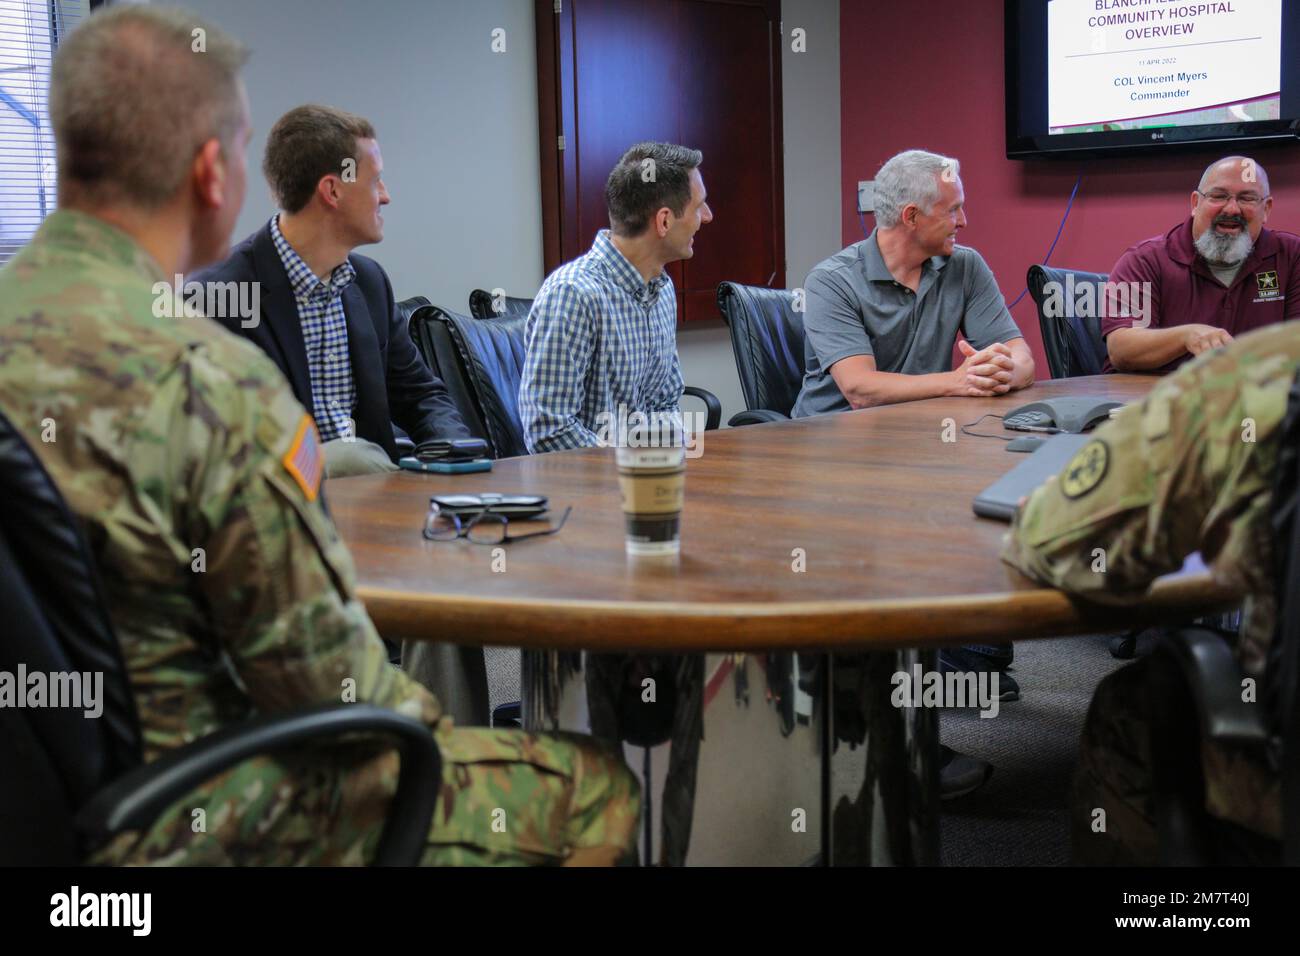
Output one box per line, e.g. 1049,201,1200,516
838,0,1300,376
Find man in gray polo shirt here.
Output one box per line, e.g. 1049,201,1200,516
796,150,1036,797
793,149,1034,416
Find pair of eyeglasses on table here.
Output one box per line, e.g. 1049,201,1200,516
422,502,573,545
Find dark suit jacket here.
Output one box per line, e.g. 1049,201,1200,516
192,221,469,460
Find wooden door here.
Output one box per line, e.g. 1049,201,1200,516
536,0,785,323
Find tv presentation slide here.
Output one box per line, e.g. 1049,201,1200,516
1048,0,1282,135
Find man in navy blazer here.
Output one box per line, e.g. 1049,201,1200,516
195,104,488,725
194,104,469,478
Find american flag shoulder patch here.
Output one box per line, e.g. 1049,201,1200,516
282,414,323,501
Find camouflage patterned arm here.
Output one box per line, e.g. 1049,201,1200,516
186,357,442,729
1001,328,1299,602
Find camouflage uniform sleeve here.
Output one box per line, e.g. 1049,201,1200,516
1001,344,1291,604
178,345,442,728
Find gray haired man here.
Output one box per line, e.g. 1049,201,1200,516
792,149,1034,415
792,150,1035,792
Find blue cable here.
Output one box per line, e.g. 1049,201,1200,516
1005,173,1083,309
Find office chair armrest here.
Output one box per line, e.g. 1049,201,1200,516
1148,626,1271,865
76,704,441,867
1154,627,1269,747
727,409,789,427
683,385,722,431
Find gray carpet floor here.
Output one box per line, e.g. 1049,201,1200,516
933,635,1129,865
484,646,521,716
481,636,1131,866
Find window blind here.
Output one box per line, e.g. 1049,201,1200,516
0,0,85,266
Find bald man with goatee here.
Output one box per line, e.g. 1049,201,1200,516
1103,156,1300,374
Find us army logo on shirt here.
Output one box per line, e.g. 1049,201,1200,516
1061,440,1109,499
1255,271,1280,299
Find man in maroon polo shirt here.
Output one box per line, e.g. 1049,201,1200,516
1103,156,1300,373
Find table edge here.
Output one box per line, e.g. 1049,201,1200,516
359,573,1240,651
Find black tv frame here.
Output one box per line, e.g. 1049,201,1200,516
1005,0,1300,160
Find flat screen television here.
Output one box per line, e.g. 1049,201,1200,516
1006,0,1300,159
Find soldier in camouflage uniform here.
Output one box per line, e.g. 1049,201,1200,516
1001,321,1298,863
0,4,638,865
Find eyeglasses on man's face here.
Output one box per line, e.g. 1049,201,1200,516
1197,189,1269,209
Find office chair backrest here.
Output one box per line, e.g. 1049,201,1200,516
397,294,432,334
716,281,805,417
1026,265,1111,379
469,289,534,319
0,408,142,864
407,302,490,447
408,305,529,459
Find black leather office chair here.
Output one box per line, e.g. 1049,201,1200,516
1026,265,1111,380
409,303,531,459
398,294,432,329
469,288,535,319
1026,266,1149,658
352,292,455,463
716,281,806,426
0,408,442,866
1146,370,1300,866
391,294,436,458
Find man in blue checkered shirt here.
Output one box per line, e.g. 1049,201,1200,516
521,144,712,864
520,143,713,453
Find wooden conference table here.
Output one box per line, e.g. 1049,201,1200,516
331,374,1234,650
329,373,1238,865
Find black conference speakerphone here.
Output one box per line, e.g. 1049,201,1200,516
1001,397,1125,435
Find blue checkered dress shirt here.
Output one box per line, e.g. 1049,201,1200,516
519,229,684,453
270,215,358,443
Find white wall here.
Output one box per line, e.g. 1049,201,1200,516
782,0,842,288
182,0,544,312
176,0,840,424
